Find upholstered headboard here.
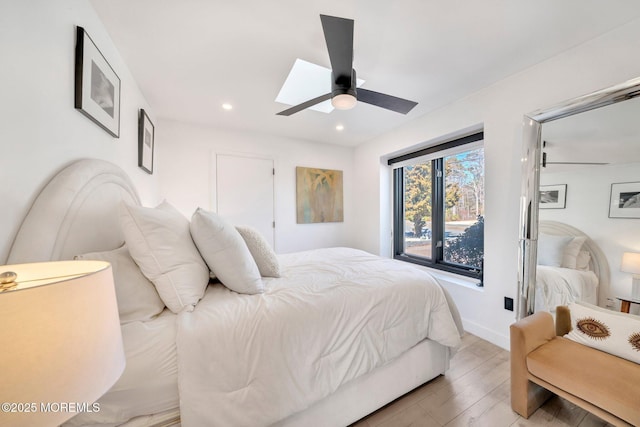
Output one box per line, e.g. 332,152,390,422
7,159,140,263
539,220,610,307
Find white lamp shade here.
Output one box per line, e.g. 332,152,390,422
0,260,124,427
621,252,640,275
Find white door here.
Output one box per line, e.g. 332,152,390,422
216,154,275,248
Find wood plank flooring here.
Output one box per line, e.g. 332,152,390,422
351,334,615,427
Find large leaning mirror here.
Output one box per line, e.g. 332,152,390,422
517,77,640,319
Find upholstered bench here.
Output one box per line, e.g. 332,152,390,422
510,308,640,426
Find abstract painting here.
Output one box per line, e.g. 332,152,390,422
296,167,343,223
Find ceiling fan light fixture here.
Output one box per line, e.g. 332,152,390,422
332,93,357,110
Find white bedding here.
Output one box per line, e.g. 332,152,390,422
535,265,598,313
64,310,179,427
177,247,461,427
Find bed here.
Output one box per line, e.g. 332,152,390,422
534,221,610,313
6,159,463,427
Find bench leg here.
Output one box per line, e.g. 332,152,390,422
511,377,553,418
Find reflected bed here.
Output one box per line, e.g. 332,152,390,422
535,220,610,313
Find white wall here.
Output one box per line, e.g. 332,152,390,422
540,163,640,302
0,0,159,263
352,18,640,348
156,120,355,254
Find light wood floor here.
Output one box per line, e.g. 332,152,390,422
351,333,615,427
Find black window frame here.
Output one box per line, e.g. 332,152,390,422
389,132,484,283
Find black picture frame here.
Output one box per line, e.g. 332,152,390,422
539,184,566,209
609,182,640,218
74,26,121,137
138,109,154,174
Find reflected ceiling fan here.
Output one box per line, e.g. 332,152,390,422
276,14,418,116
542,141,609,167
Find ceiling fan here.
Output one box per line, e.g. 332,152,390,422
542,141,609,167
276,14,418,116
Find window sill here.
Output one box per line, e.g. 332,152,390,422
421,267,483,291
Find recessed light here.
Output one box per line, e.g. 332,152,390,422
336,124,344,131
222,103,233,110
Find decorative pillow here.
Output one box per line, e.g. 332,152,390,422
236,225,281,278
538,234,572,267
576,250,591,271
565,301,640,364
119,201,210,313
190,208,264,294
561,236,587,269
76,245,165,324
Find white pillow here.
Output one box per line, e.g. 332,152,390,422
75,245,165,324
561,236,587,269
190,208,264,294
236,226,281,278
119,201,210,313
576,250,591,271
538,234,572,267
565,302,640,364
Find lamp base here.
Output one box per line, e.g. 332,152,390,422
632,276,640,301
0,271,17,292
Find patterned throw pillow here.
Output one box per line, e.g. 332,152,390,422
565,301,640,364
236,225,281,278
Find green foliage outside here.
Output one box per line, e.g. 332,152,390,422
445,216,484,270
404,164,432,237
403,148,485,270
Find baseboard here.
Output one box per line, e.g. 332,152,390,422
461,318,509,350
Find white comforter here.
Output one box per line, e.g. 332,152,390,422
177,247,461,427
535,265,598,312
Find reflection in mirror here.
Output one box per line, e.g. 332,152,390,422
517,77,640,319
535,97,640,313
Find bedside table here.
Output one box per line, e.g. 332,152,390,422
616,296,640,313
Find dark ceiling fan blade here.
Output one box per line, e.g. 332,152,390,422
320,14,354,81
541,153,608,167
357,88,418,114
276,93,332,116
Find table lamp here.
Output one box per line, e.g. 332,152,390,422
621,252,640,300
0,260,125,427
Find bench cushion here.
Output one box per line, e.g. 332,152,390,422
527,336,640,426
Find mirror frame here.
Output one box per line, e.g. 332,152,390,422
517,76,640,319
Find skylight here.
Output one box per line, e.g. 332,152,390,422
275,59,364,114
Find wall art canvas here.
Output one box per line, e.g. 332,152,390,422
74,26,121,137
609,182,640,218
539,184,566,209
296,167,344,223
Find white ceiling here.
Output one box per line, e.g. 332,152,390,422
90,0,640,147
541,95,640,172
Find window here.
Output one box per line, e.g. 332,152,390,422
390,132,484,282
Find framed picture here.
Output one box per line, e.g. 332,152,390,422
74,26,121,137
539,184,566,209
138,109,154,174
296,167,344,223
609,182,640,218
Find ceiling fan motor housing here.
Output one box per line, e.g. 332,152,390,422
331,69,357,98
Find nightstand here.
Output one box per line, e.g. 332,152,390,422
616,296,640,313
